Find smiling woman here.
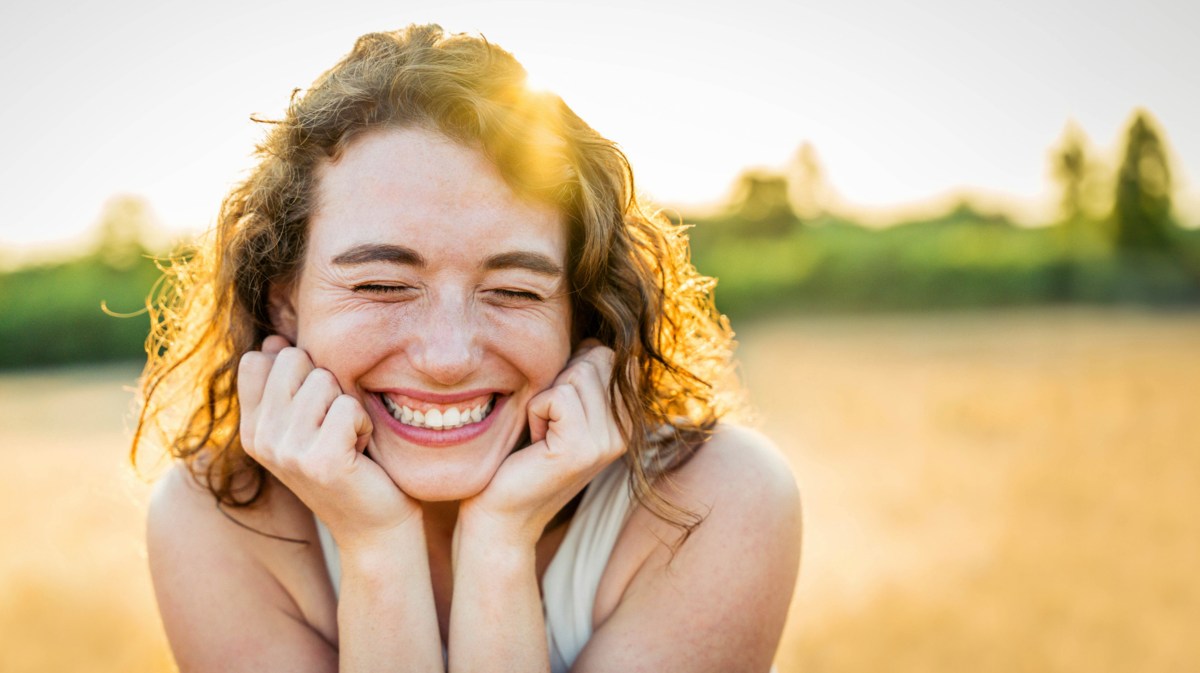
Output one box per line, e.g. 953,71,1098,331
278,128,574,502
132,23,800,673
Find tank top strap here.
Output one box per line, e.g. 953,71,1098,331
542,458,635,672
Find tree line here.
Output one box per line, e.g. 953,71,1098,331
0,110,1197,369
688,109,1200,317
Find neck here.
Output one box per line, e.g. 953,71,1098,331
421,499,461,541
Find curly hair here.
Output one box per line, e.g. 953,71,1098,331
131,24,742,536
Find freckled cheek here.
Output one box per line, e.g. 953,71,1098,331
482,311,572,383
295,307,400,379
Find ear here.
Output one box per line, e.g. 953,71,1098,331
267,283,299,343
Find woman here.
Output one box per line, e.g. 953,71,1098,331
136,24,801,672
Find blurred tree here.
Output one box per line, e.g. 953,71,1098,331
786,142,829,221
1052,122,1091,224
1048,122,1099,299
1113,110,1174,252
1107,111,1200,303
728,170,796,236
93,195,154,270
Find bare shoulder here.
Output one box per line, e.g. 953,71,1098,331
669,423,802,523
582,424,802,672
147,463,337,672
147,461,318,552
640,423,803,579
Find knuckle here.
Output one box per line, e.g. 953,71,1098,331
327,394,353,414
324,398,349,423
237,352,267,382
305,367,338,390
577,358,606,382
276,347,310,369
238,350,265,369
563,362,601,388
587,345,616,364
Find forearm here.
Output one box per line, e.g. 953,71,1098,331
448,519,549,673
337,519,444,673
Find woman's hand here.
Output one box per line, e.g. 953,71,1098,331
238,335,421,551
458,339,629,548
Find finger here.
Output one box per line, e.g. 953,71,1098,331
561,345,620,433
527,387,552,445
262,334,291,355
290,367,343,431
237,351,274,452
260,346,314,412
527,383,587,457
589,347,632,455
564,342,615,384
566,337,605,367
592,347,634,442
237,351,274,415
321,394,374,454
556,343,613,388
560,359,611,440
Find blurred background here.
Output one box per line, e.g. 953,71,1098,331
1,0,1197,671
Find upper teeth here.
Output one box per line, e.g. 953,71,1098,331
381,395,494,430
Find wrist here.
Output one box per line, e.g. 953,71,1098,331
336,514,428,570
452,511,540,579
455,502,542,552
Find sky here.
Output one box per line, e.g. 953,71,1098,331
0,0,1197,259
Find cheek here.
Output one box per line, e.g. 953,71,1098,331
483,309,571,362
294,305,396,378
501,331,571,393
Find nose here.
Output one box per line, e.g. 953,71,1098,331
406,294,482,387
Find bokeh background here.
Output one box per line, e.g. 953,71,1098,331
2,1,1198,671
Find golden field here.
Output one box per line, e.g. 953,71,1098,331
1,308,1196,672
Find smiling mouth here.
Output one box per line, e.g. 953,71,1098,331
379,393,497,431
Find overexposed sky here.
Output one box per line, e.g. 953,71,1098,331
0,0,1197,257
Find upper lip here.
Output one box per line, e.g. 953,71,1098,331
369,387,506,404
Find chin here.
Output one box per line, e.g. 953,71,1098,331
375,448,506,503
397,473,490,503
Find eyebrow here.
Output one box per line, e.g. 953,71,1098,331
332,244,425,267
483,251,563,277
331,244,563,277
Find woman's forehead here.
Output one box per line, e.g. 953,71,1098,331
308,128,567,265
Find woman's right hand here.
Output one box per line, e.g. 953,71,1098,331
237,335,421,552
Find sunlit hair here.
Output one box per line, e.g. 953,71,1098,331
132,24,742,536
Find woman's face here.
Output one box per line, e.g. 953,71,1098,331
275,127,573,502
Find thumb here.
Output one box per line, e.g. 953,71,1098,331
324,394,373,453
352,400,373,453
526,386,559,446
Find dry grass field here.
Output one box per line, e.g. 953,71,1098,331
1,307,1196,672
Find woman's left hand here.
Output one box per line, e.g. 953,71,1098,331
458,339,629,547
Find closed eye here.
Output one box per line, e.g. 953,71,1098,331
491,288,544,302
353,283,415,294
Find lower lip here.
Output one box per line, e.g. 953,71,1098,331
369,393,507,447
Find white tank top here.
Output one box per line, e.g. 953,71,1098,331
313,458,634,673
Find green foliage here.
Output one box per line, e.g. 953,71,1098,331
0,253,161,369
685,110,1200,321
1113,111,1174,252
0,195,168,370
726,170,797,236
93,195,157,270
690,208,1200,321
